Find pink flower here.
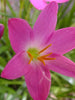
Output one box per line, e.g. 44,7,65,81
0,24,4,39
1,2,75,100
30,0,69,10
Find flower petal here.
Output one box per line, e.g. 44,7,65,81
47,54,75,78
24,65,51,100
46,27,75,54
1,51,30,79
33,2,58,44
30,0,47,10
45,0,69,3
0,24,4,39
8,18,34,53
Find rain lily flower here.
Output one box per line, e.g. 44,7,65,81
30,0,69,10
1,2,75,100
0,24,4,39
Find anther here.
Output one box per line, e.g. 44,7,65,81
27,51,33,64
38,57,45,66
39,44,52,54
40,52,52,58
43,57,56,60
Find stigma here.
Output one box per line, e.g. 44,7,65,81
27,44,56,66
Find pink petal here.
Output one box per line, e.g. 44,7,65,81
33,2,58,44
0,24,4,39
45,0,69,3
8,18,34,53
30,0,47,10
24,65,51,100
45,27,75,54
46,54,75,78
1,51,30,79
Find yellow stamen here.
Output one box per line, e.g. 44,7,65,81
27,44,56,65
37,56,56,65
40,52,52,58
27,51,32,57
43,57,56,60
39,44,52,54
27,51,33,64
28,56,33,64
38,57,45,66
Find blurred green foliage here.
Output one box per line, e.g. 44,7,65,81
0,0,75,100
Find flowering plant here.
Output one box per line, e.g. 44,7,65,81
1,1,75,100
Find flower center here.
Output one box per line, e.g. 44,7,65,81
27,44,56,65
28,48,40,59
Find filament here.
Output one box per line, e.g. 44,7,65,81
39,44,52,54
27,51,33,64
40,52,52,58
43,57,56,60
38,57,45,66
